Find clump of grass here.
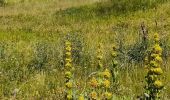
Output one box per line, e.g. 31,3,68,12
144,33,164,99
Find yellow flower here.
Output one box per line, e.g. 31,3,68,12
104,92,112,99
89,77,98,88
103,69,111,78
66,52,71,57
154,80,163,89
153,67,163,75
67,94,73,100
103,80,110,88
65,58,72,63
111,52,117,57
153,44,162,55
65,41,71,46
151,54,159,59
90,91,97,100
150,61,158,68
78,95,84,100
66,46,72,52
65,81,73,89
153,33,160,42
155,56,163,63
65,71,72,79
154,33,159,39
154,38,159,43
65,62,72,68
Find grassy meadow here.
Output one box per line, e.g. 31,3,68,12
0,0,170,99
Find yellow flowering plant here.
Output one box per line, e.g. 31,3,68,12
64,40,75,100
88,44,103,100
145,33,164,99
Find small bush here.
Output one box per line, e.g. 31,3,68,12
128,41,148,62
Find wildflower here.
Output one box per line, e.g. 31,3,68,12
90,91,98,100
67,94,73,100
78,95,84,100
153,68,163,75
153,44,162,55
149,68,155,74
103,69,111,79
65,58,72,63
65,81,73,89
66,46,72,51
154,33,159,43
154,33,159,39
111,52,117,57
150,61,158,68
90,77,98,88
151,54,159,58
64,40,74,99
66,52,71,57
65,62,72,68
155,56,163,63
154,80,163,89
144,32,164,99
103,80,110,88
104,92,112,100
65,41,71,46
65,71,72,79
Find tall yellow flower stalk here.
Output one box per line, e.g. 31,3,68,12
88,43,103,100
97,43,104,99
64,41,74,100
102,69,112,100
88,43,113,100
145,33,164,99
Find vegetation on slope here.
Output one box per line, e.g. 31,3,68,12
0,0,170,99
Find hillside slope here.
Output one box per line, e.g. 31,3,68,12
0,0,170,99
